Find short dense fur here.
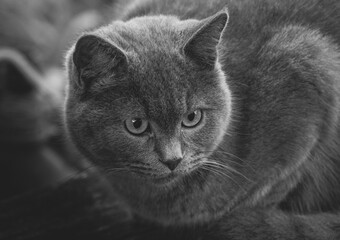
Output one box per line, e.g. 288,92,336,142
65,0,340,238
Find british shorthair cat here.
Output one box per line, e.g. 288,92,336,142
65,0,340,238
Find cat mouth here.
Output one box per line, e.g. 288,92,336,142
152,173,180,185
151,165,202,185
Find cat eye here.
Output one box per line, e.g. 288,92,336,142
182,109,202,128
125,118,149,135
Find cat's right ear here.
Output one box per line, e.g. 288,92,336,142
72,34,128,90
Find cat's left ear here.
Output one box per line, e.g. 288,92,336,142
182,10,229,70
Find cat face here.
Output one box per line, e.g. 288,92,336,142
66,12,231,185
0,49,62,143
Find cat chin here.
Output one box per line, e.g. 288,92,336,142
150,173,182,186
107,170,186,188
102,158,203,188
106,167,231,225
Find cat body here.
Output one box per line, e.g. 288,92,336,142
0,49,78,199
65,0,340,238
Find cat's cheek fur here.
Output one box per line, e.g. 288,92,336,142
194,64,232,154
213,62,232,146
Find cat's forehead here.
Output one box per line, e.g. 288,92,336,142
102,16,196,52
125,60,190,127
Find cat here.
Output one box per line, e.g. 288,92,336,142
64,0,340,238
0,48,79,199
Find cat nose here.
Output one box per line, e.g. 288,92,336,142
161,158,182,171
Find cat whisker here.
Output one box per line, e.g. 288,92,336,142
203,159,254,183
215,147,257,174
194,148,257,180
200,150,245,166
117,162,155,172
121,161,151,166
103,167,129,174
130,166,155,172
200,165,246,192
197,148,246,162
200,165,231,179
197,150,248,170
216,147,247,162
214,152,253,169
105,168,154,178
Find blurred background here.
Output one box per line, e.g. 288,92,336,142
0,0,121,199
0,0,120,68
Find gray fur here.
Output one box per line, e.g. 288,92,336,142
65,0,340,237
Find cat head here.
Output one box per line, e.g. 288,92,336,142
65,10,231,220
0,48,62,144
